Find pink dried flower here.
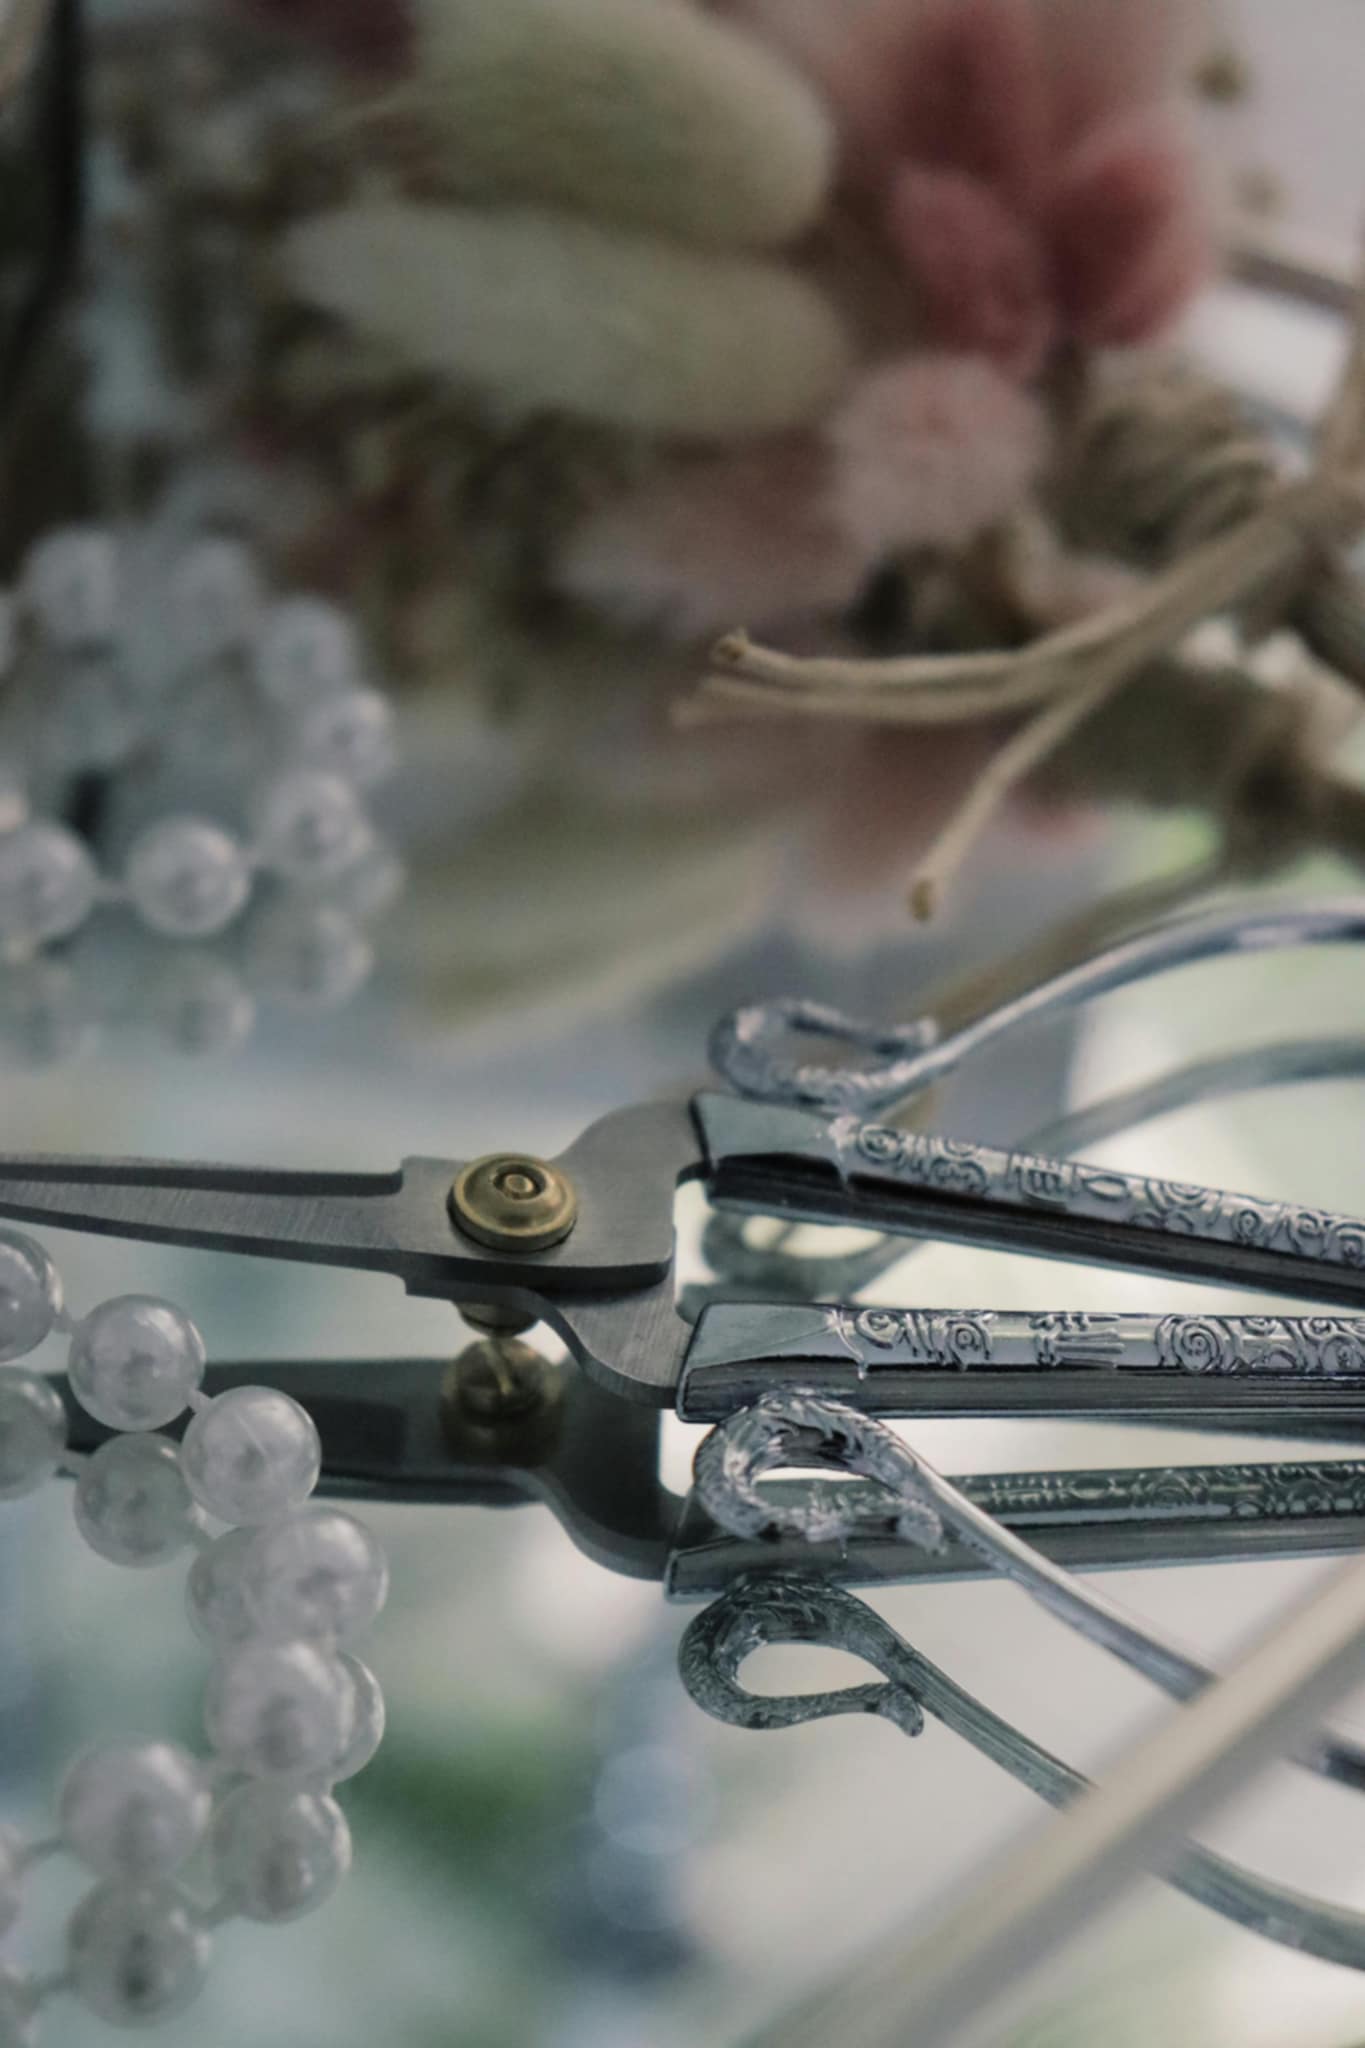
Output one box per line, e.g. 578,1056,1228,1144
828,353,1048,554
714,0,1211,375
559,354,1046,639
558,438,866,641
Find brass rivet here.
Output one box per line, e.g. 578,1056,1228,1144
449,1153,578,1253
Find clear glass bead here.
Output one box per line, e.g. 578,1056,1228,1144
0,1371,66,1500
242,1507,388,1645
255,598,360,707
60,1742,209,1879
25,526,120,648
0,823,99,950
331,1654,386,1782
68,1295,206,1432
0,1825,26,1937
44,652,144,773
74,1434,201,1567
209,1782,351,1922
125,818,252,939
148,951,257,1057
0,1230,62,1361
0,1968,36,2048
244,900,373,1011
67,1881,210,2026
204,1640,353,1776
252,771,371,883
295,688,394,787
180,1386,321,1525
185,1526,258,1647
170,538,262,666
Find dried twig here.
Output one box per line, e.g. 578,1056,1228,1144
681,256,1365,916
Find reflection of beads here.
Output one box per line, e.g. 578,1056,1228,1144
180,1386,322,1525
211,1784,352,1923
67,1883,211,2027
0,1223,388,2038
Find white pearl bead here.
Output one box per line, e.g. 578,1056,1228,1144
0,1371,67,1500
255,597,361,707
170,539,262,665
210,1782,351,1922
68,1881,210,2026
252,771,371,882
179,1386,321,1525
74,1435,201,1567
25,526,120,648
0,1825,26,1937
125,818,252,939
68,1295,206,1432
331,1654,386,1782
244,900,373,1011
0,823,99,950
242,1507,389,1644
59,1741,210,1879
148,951,257,1057
0,1968,36,2048
204,1639,353,1776
0,1230,63,1361
185,1527,258,1646
295,688,394,786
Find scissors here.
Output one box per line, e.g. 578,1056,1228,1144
9,895,1365,1593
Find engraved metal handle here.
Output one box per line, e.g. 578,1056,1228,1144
679,1299,1365,1422
695,1092,1365,1305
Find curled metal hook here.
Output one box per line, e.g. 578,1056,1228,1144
710,897,1365,1114
708,998,939,1117
692,1393,1365,1794
680,1573,1365,1969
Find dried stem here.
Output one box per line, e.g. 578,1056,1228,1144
680,256,1365,919
907,667,1124,919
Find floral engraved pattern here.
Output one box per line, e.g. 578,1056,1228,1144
805,1304,1365,1378
840,1118,1365,1273
1154,1315,1365,1378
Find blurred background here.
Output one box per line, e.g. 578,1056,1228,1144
2,0,1365,2043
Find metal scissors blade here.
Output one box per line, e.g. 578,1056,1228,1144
0,1101,697,1308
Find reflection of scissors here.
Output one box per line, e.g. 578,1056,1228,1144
9,895,1365,1592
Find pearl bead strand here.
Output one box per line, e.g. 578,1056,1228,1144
0,1225,387,2037
0,525,403,1058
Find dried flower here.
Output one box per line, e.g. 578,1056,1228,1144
396,0,836,249
559,354,1047,638
281,200,853,435
715,0,1212,376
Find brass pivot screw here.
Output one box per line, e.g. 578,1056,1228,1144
448,1153,578,1253
441,1337,564,1460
